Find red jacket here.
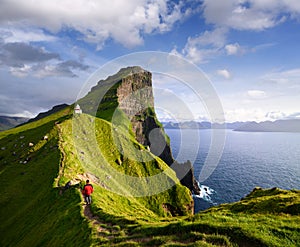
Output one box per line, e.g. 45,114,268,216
83,184,94,195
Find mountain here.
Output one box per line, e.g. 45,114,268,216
200,121,240,129
234,119,300,132
163,119,300,132
78,66,200,195
25,103,69,124
0,116,29,131
0,66,194,245
163,121,207,129
163,121,245,129
0,67,299,246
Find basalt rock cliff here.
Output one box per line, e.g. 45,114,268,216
116,68,174,166
80,66,200,195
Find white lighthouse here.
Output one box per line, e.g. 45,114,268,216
74,104,82,114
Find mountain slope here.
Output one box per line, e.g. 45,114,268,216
0,116,29,131
62,113,193,217
2,111,299,247
0,107,92,246
0,103,193,246
25,103,69,124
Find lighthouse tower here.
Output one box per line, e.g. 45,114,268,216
74,104,82,114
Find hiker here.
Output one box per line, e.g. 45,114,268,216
82,180,94,205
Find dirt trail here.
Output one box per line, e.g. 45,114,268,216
81,195,119,240
55,123,69,190
55,122,120,242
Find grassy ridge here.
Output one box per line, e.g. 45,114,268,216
61,113,193,218
0,109,193,246
0,110,91,247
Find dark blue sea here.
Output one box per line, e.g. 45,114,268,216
165,129,300,212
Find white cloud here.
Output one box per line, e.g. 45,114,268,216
224,108,300,122
264,111,300,121
169,47,182,58
188,27,227,48
0,0,189,49
250,42,276,53
217,69,232,79
284,112,300,119
0,68,83,117
225,43,244,55
0,27,56,43
0,41,90,78
247,90,266,99
182,27,227,63
33,60,89,78
262,68,300,87
202,0,300,31
265,111,287,120
10,64,32,78
224,108,272,122
6,110,36,118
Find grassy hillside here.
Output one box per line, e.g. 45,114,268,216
129,187,299,247
1,107,299,246
0,107,193,246
61,113,193,217
0,107,92,246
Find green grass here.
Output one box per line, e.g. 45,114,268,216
0,113,91,246
1,107,299,246
0,106,72,140
0,109,192,246
61,113,193,218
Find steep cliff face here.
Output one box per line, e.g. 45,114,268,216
114,67,200,195
80,66,200,195
116,68,174,166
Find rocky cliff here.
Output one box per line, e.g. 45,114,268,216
83,66,200,195
116,68,174,166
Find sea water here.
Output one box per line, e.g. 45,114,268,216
165,129,300,212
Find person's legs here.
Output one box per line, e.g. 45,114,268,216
87,195,92,204
84,195,89,204
85,195,92,204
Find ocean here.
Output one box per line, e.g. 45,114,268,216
164,129,300,212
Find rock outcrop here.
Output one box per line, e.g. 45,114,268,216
116,68,174,166
116,67,201,195
80,66,200,195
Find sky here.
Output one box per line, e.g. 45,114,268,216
0,0,300,122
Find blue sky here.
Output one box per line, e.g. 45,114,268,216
0,0,299,122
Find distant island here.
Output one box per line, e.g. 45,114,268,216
162,119,300,132
162,121,242,129
233,119,300,132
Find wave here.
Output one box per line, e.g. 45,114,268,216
193,183,217,206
